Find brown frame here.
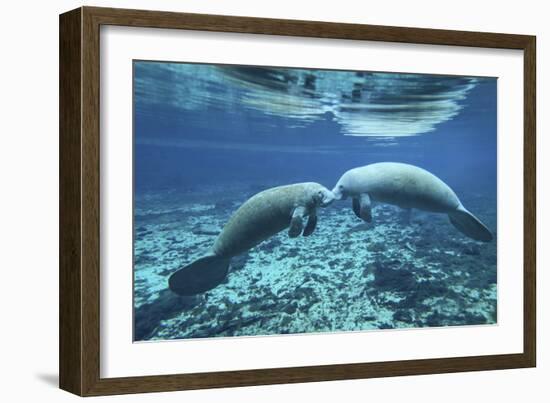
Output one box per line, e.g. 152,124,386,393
59,6,536,396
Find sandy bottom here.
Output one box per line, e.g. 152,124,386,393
133,182,497,341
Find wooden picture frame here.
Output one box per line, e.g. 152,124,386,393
59,6,536,396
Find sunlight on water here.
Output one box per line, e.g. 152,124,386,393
135,62,480,138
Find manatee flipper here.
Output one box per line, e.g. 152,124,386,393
359,193,372,222
448,206,493,242
302,213,317,237
288,206,306,238
168,254,231,296
352,197,361,219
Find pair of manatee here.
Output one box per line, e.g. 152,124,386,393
169,162,493,296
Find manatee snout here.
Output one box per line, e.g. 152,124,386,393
318,187,336,207
331,186,343,200
331,181,347,201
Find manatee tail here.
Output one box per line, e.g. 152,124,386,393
168,254,231,296
448,206,493,242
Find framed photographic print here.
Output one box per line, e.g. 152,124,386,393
59,6,536,396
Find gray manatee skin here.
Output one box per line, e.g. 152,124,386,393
169,182,334,296
333,162,459,212
213,182,333,257
332,162,493,242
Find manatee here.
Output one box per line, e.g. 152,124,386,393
332,162,493,242
168,182,335,296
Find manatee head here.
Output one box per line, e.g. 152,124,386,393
332,172,352,200
306,183,335,207
332,168,367,200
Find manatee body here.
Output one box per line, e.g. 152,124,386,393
169,182,335,296
332,162,493,242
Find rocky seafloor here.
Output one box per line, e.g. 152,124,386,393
133,181,497,341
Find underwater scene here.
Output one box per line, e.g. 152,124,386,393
133,61,497,342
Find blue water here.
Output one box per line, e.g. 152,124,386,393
133,61,497,341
